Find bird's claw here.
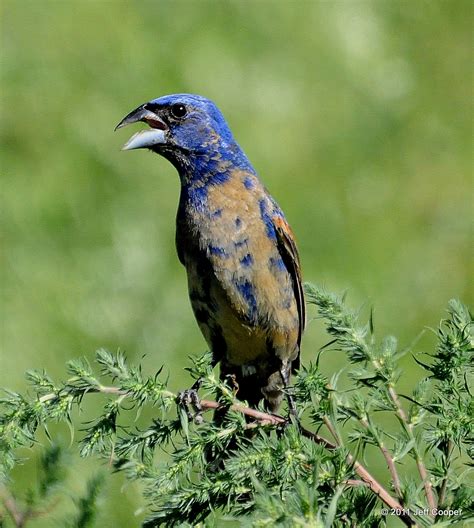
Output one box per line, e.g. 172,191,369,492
178,388,203,424
286,402,302,433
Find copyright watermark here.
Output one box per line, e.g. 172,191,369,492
380,508,463,517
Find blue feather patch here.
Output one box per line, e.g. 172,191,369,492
208,245,227,257
240,254,254,267
243,176,254,190
259,198,277,240
236,279,257,317
269,256,286,271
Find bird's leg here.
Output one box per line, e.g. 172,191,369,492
178,378,204,424
279,368,299,425
223,373,239,396
178,354,220,424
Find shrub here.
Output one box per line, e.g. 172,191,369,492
0,285,472,527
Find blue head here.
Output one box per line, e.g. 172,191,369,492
116,94,254,181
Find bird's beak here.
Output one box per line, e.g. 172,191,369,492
115,104,168,151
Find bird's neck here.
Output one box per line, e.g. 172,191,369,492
170,141,257,213
169,140,256,188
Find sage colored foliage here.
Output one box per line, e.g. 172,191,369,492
0,286,472,526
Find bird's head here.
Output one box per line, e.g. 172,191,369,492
115,94,240,170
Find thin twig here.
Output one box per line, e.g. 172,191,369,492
437,439,453,509
0,484,24,527
200,399,287,426
388,385,436,512
39,385,125,403
323,415,342,446
0,485,60,528
345,479,369,487
380,444,403,499
360,416,403,501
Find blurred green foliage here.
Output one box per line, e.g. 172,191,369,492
1,1,472,526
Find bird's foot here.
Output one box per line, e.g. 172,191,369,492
223,374,239,395
286,392,298,419
178,388,203,424
286,396,302,432
278,368,300,427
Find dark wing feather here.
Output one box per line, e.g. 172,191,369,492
273,217,305,371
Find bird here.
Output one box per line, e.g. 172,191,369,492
116,94,305,413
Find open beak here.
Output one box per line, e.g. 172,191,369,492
115,104,168,151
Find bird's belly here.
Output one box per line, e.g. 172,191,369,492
188,270,269,365
177,194,300,370
209,296,269,366
186,257,298,370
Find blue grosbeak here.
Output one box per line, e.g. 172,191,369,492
116,94,304,412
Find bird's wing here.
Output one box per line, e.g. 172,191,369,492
273,215,305,371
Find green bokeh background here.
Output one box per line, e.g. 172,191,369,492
1,1,472,526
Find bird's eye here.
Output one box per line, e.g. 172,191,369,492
170,104,187,119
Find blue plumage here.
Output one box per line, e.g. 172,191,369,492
116,94,305,411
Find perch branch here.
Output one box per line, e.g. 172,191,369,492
388,384,436,512
360,416,403,501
